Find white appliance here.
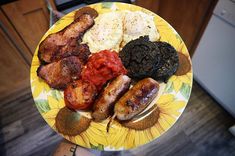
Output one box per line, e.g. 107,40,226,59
192,0,235,117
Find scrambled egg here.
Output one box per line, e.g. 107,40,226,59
122,11,159,47
82,12,123,53
82,11,159,53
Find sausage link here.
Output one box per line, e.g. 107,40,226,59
114,78,159,121
92,75,131,121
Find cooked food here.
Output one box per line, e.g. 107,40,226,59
122,11,159,47
92,75,131,122
82,50,127,91
121,108,160,130
82,11,160,52
38,14,94,63
37,56,82,89
57,43,90,64
114,78,159,121
119,36,161,79
64,80,97,110
153,41,179,81
41,43,90,64
120,36,179,82
82,12,123,53
74,7,98,19
55,107,91,136
33,4,188,143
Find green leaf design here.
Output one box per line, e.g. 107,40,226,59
180,83,191,99
102,2,113,9
35,99,50,113
51,90,62,101
90,143,104,150
164,81,173,93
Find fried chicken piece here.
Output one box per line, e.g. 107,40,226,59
37,56,82,90
38,14,94,63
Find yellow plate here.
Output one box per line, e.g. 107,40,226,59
30,2,193,151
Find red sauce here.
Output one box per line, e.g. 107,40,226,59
82,50,127,90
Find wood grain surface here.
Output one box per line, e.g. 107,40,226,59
0,27,29,101
1,0,49,54
0,81,235,156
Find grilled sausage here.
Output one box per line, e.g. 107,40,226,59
114,78,159,121
92,75,131,122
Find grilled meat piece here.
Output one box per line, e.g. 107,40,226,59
38,14,94,63
37,56,82,90
49,43,91,64
114,78,159,121
92,75,131,122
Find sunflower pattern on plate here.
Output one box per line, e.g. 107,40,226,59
168,42,193,99
105,93,186,150
31,57,50,98
35,90,109,150
30,2,193,151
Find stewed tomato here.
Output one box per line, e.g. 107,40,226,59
82,50,127,91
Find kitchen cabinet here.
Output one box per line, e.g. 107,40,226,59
135,0,218,56
0,0,49,102
1,0,49,54
0,22,29,101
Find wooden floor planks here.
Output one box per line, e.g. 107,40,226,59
0,81,235,156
